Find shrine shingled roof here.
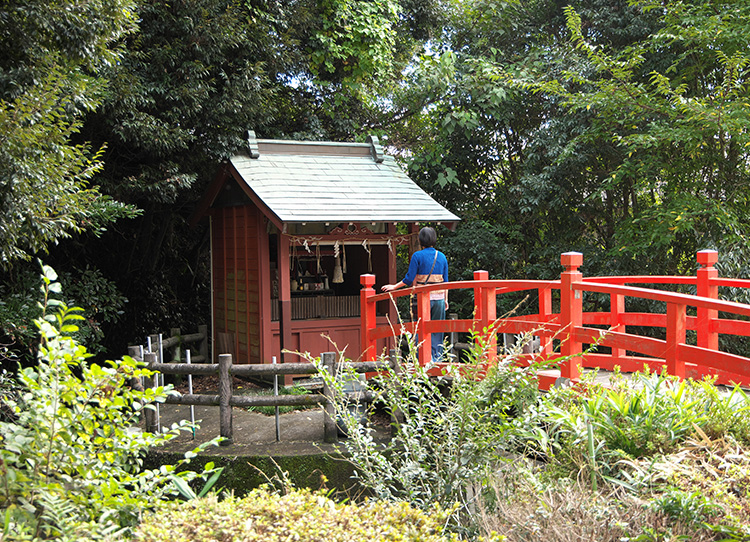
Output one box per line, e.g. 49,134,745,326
216,132,460,226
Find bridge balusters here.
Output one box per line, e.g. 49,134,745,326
416,287,431,366
473,270,497,362
539,285,554,358
666,303,687,378
611,293,625,366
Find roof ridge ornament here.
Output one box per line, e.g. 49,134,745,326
367,135,384,163
247,130,260,159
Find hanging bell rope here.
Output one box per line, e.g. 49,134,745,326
332,255,344,283
362,239,372,273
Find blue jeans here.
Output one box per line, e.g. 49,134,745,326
430,299,446,362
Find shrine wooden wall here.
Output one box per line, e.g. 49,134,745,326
211,205,267,363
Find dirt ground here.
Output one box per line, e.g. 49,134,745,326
146,375,391,457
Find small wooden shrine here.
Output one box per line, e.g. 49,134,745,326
192,132,459,371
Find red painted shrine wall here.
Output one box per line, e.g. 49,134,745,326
211,205,264,363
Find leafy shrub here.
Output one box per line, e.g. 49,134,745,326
0,263,128,366
0,267,43,366
59,266,128,355
311,330,548,534
692,379,750,445
543,371,711,480
0,265,219,541
133,487,502,542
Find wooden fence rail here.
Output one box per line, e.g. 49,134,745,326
135,351,391,444
127,325,209,365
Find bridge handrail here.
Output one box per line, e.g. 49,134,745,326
576,281,750,317
360,250,750,388
367,279,560,305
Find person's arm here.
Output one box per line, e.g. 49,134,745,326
381,280,405,292
382,251,420,292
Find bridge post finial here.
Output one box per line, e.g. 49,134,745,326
697,249,718,269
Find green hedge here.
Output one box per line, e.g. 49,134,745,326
134,487,503,542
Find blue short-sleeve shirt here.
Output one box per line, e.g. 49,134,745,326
402,247,449,286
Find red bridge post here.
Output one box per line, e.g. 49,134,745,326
560,252,583,380
666,302,687,378
539,285,554,358
416,287,431,366
696,250,719,351
473,270,497,362
360,274,377,362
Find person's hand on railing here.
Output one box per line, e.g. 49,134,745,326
382,281,405,292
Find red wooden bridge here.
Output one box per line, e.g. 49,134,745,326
359,250,750,389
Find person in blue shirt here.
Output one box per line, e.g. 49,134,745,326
382,227,449,362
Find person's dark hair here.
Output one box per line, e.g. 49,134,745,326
418,227,437,248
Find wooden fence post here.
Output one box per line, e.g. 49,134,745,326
170,328,181,362
560,252,583,380
198,324,209,362
322,352,338,443
143,352,158,433
126,346,145,392
473,270,497,362
218,353,233,445
696,250,719,351
360,274,377,362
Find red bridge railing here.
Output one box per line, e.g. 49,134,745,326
360,250,750,388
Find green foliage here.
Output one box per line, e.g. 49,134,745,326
309,0,401,88
0,268,44,364
59,266,128,356
0,266,219,540
648,488,722,525
0,67,139,265
0,0,140,267
0,263,128,365
311,331,548,533
134,487,486,542
513,0,750,266
543,370,750,487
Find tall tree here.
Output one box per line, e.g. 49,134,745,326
0,0,138,266
54,0,428,350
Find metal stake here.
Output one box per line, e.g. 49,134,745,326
273,356,280,441
155,333,163,432
186,349,195,439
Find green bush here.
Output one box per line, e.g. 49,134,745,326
0,263,128,365
134,487,503,542
310,330,548,535
545,371,707,470
0,265,218,541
